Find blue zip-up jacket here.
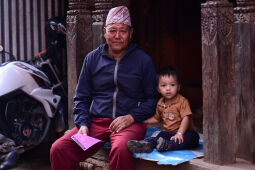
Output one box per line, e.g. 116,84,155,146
73,43,157,128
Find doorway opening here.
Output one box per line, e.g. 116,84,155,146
131,0,203,132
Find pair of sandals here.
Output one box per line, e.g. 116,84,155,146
127,137,172,153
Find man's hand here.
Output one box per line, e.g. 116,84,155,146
109,114,134,133
78,125,89,135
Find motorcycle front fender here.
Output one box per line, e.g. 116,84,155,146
30,88,61,118
54,103,67,132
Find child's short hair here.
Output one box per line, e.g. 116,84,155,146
157,66,180,85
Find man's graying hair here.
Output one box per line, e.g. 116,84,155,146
157,66,181,85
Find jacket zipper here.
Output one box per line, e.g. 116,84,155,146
112,60,119,118
89,100,94,113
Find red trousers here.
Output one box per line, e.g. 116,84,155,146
50,117,146,170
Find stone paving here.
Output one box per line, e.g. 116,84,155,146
12,142,52,170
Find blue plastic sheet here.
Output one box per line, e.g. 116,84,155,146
133,127,204,165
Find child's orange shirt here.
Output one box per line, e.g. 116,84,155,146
153,94,194,132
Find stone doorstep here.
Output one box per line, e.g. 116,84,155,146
78,148,255,170
189,158,255,170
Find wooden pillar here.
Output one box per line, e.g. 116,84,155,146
234,0,255,163
66,0,92,128
201,0,236,164
92,0,113,49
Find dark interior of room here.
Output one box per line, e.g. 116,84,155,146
130,0,203,109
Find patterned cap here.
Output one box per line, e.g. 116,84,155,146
105,6,131,27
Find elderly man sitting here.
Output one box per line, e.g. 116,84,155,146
50,6,157,170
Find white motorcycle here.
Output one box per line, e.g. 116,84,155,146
0,17,67,169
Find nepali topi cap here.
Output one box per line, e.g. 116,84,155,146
105,6,131,27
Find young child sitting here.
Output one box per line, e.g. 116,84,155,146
127,66,199,153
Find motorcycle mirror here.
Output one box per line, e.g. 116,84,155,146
57,23,66,35
49,21,66,35
49,21,57,31
0,45,3,52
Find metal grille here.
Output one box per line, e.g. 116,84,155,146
0,0,66,63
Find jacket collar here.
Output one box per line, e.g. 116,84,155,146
101,43,137,59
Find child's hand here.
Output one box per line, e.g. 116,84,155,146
170,132,183,144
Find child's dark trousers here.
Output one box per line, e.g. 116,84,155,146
144,130,200,150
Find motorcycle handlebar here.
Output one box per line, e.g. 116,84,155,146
0,46,17,61
33,50,46,58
